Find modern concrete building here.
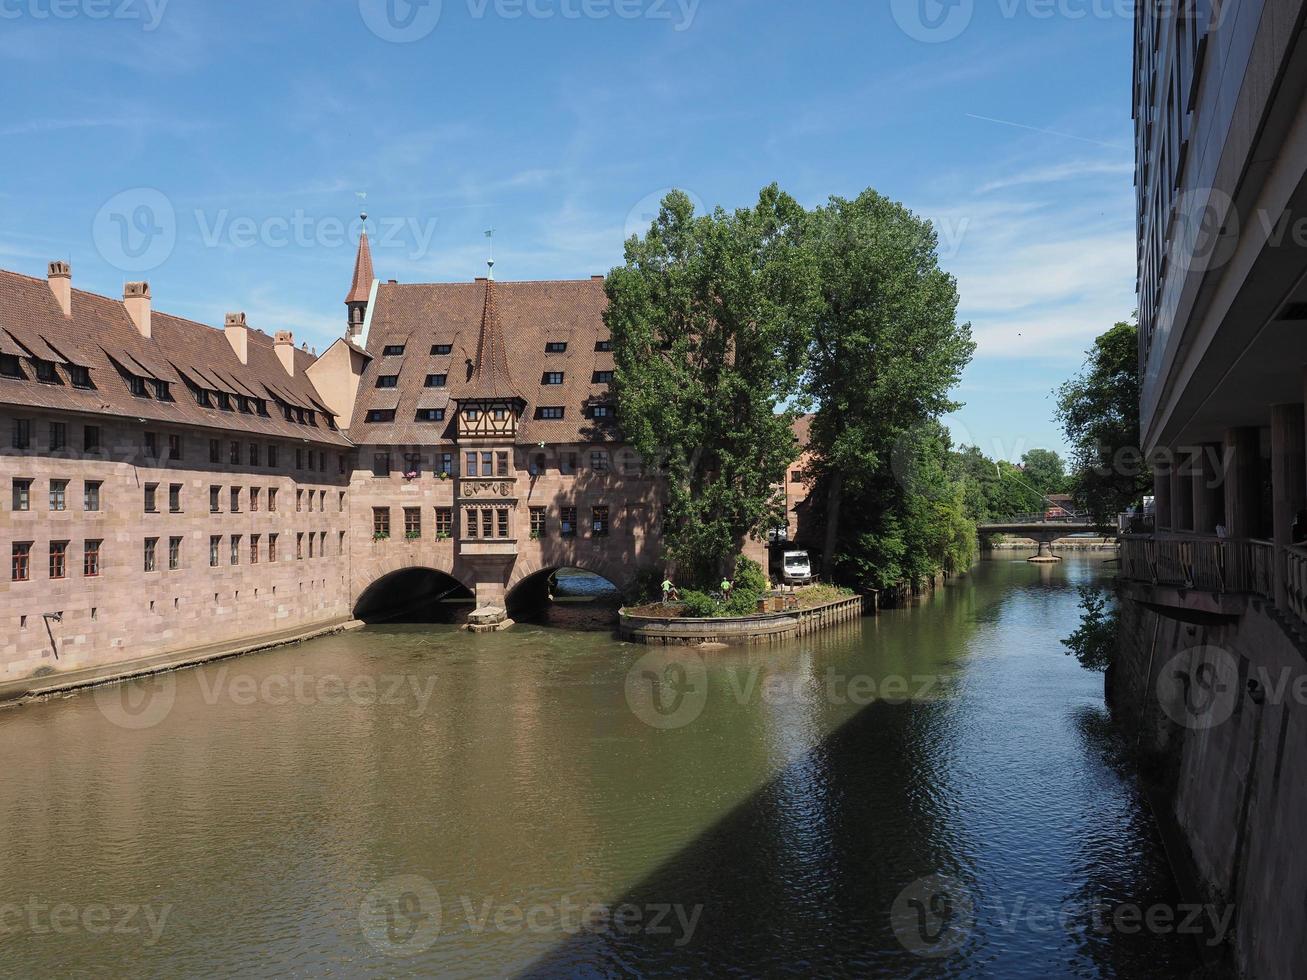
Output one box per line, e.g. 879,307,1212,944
1120,3,1307,977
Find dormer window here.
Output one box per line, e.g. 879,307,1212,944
0,354,20,377
366,409,396,423
238,396,252,414
383,344,406,356
425,374,447,388
129,375,147,397
256,399,269,417
70,365,91,388
592,371,614,383
376,375,399,389
218,392,233,411
536,406,565,420
493,407,508,420
416,408,445,422
153,380,171,401
431,344,453,355
589,404,614,419
542,372,564,385
34,360,57,384
465,407,481,421
595,339,613,352
545,342,568,353
195,388,211,407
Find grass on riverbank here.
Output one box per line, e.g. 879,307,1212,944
625,583,856,619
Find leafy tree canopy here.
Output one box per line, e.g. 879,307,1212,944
605,187,819,587
1054,320,1149,524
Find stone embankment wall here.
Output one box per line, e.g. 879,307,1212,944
619,595,867,646
1111,592,1307,980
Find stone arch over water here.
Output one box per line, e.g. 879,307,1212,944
352,565,475,623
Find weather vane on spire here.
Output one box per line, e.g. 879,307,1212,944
356,191,369,228
485,228,495,279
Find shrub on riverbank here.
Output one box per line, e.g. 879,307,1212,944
1063,586,1117,672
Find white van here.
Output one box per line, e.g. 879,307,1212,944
781,550,813,586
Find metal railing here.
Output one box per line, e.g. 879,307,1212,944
988,510,1096,525
1118,534,1274,600
1284,545,1307,624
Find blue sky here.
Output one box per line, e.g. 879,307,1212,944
0,0,1136,459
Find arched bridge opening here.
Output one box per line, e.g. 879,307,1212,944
354,567,474,625
507,567,624,631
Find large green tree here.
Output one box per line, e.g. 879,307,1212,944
605,187,818,587
1054,320,1149,524
803,189,976,584
1019,448,1069,499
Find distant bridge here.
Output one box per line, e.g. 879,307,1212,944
977,512,1111,563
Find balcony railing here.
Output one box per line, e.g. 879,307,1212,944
1118,534,1274,600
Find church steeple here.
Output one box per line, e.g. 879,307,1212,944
345,212,374,340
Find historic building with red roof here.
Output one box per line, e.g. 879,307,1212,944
0,224,679,687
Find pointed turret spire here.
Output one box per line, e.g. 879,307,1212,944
466,262,522,401
345,212,374,338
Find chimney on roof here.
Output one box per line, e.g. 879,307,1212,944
124,282,151,340
48,262,72,317
224,312,249,364
274,330,295,376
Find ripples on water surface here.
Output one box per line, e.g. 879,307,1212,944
0,558,1198,977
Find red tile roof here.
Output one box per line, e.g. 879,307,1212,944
0,267,350,447
352,277,617,445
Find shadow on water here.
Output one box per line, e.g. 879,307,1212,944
517,558,1201,980
518,698,1199,979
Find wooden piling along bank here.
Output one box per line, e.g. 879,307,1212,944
619,595,868,647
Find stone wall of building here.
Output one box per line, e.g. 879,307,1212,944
0,407,352,684
1111,592,1307,980
345,440,663,613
